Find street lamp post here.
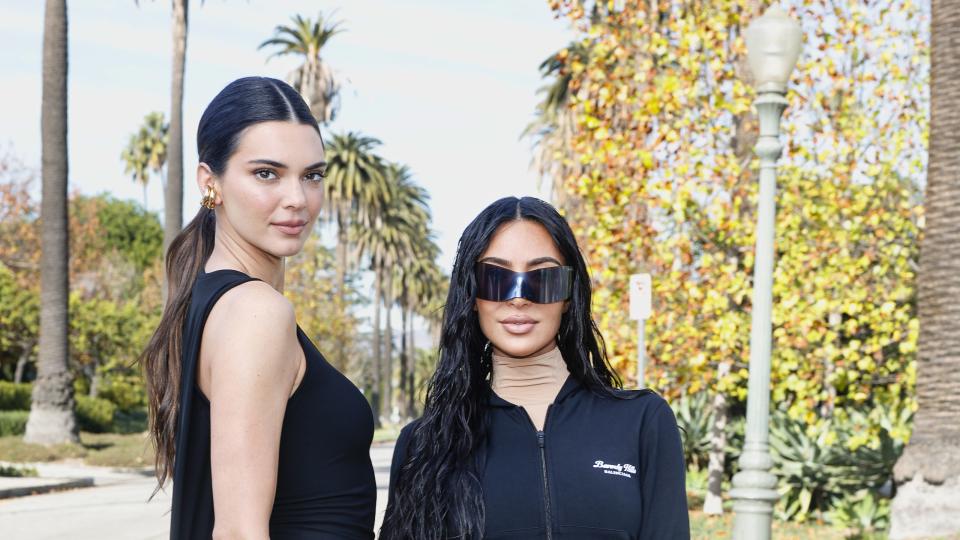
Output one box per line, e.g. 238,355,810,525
729,6,802,540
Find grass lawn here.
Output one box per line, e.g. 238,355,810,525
0,432,154,468
0,425,400,469
689,511,857,539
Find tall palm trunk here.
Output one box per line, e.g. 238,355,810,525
25,0,79,445
406,304,417,418
399,282,409,420
370,266,382,428
164,0,187,256
383,270,394,421
891,1,960,535
335,204,349,365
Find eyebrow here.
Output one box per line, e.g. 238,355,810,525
478,256,564,267
247,159,327,170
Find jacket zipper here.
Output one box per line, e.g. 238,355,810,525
524,406,553,540
537,429,553,540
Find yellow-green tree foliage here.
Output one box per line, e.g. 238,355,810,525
545,0,927,438
284,232,364,381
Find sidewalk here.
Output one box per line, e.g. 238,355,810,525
0,460,153,499
0,445,395,539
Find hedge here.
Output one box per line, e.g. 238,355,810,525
0,410,29,436
0,381,32,411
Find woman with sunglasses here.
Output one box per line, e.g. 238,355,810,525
380,197,689,539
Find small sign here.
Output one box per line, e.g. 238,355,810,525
629,274,652,320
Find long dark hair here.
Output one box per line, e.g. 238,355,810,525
381,196,622,539
140,76,319,493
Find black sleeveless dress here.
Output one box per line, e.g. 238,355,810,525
170,269,376,539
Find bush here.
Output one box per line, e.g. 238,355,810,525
769,405,908,526
96,374,146,413
76,395,116,433
0,410,29,436
671,391,714,471
0,464,38,477
829,489,891,535
113,407,148,434
0,381,32,411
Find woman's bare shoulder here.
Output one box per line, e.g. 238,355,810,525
202,280,299,373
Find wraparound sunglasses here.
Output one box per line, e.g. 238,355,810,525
475,262,573,304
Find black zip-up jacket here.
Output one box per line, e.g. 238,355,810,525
387,376,690,539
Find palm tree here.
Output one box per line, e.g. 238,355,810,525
121,112,168,209
259,12,343,124
524,42,590,205
121,134,150,208
353,164,429,421
24,0,78,445
142,111,169,186
165,0,188,255
890,0,960,535
133,0,192,257
322,132,389,367
397,247,443,418
383,165,430,418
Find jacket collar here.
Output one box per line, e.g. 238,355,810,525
487,374,581,408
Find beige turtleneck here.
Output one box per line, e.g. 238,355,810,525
491,346,570,430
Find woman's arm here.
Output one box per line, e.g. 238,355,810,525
638,397,691,540
200,282,303,540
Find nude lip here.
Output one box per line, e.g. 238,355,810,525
272,220,307,236
500,314,537,335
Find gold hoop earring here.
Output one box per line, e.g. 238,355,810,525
200,186,216,209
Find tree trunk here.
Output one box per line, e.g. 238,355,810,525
399,284,409,421
14,344,32,384
407,306,417,418
383,270,394,422
704,362,730,515
164,0,187,257
891,0,960,536
370,267,382,429
25,0,79,445
335,206,349,365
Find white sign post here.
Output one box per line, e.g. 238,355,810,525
629,274,652,388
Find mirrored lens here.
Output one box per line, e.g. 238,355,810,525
475,263,572,304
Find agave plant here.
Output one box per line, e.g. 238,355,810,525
829,489,891,535
768,404,910,525
671,391,714,471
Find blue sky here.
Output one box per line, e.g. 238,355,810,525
1,0,574,272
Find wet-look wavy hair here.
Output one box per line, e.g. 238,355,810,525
380,196,622,539
139,76,320,495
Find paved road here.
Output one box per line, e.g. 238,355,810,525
0,444,394,540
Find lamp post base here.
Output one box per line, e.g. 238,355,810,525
730,481,779,540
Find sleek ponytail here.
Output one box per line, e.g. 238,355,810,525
140,76,319,493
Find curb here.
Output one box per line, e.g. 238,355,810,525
0,477,95,500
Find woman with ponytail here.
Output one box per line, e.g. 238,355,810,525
141,76,376,539
381,197,689,539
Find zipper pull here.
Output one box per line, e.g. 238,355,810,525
537,430,545,448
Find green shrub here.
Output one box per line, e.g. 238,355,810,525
113,407,148,434
97,374,146,412
829,489,890,535
769,406,907,526
0,410,29,436
0,381,32,411
0,464,38,477
671,391,714,471
76,395,116,433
